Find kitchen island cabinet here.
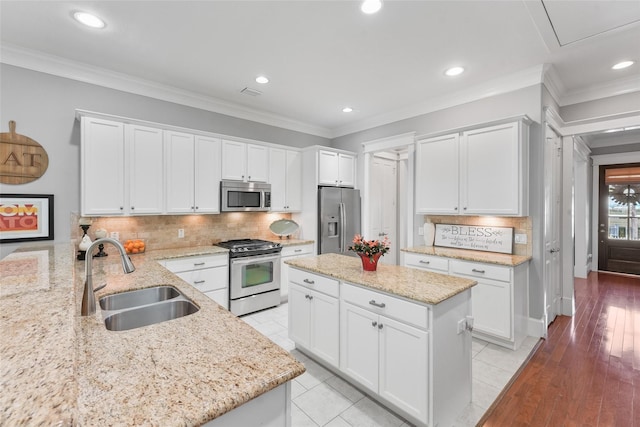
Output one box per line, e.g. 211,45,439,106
286,253,476,427
0,244,304,426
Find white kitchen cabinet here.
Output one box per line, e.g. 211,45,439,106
280,243,313,302
81,117,164,216
402,251,529,350
318,150,355,187
269,148,302,212
162,254,229,309
415,118,529,216
340,284,429,423
288,269,340,368
81,117,125,216
221,140,268,182
415,133,459,215
165,132,221,214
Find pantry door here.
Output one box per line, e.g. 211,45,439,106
370,155,397,265
544,125,562,327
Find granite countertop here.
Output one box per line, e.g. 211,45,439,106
286,253,476,305
0,243,305,426
402,246,532,266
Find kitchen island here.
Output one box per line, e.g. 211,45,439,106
0,243,305,426
285,253,477,427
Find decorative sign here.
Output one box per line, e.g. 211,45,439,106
0,121,50,184
0,194,54,243
434,224,513,254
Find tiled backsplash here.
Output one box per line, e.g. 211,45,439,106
424,215,532,256
71,212,295,251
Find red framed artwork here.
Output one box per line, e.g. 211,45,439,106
0,194,54,243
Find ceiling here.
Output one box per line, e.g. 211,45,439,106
1,1,639,138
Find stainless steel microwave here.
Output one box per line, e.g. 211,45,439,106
220,180,271,212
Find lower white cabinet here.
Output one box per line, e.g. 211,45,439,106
402,251,529,350
161,254,229,309
341,301,429,421
280,243,313,302
288,269,339,368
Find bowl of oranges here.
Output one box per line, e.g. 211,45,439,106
124,239,145,254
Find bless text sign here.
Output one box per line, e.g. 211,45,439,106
434,224,513,254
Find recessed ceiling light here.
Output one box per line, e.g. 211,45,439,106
445,66,465,77
342,107,354,113
361,0,382,14
612,60,635,70
73,11,106,29
255,76,269,84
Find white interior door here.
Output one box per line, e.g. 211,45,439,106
544,125,562,328
370,155,398,265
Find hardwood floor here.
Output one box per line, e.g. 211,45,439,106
479,271,640,426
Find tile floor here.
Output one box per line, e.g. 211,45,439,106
242,303,539,427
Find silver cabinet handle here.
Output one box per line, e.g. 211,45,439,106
419,260,430,265
372,321,377,327
303,279,315,284
194,280,205,284
471,268,485,274
369,300,386,308
194,262,205,266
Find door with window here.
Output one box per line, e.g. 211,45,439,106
598,164,640,275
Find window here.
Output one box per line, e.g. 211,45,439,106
606,167,640,241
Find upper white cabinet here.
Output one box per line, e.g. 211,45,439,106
269,148,302,212
415,119,529,216
81,117,163,216
318,150,355,187
221,140,268,182
165,131,221,214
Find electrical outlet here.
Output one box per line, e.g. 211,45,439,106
178,229,185,238
514,233,527,244
418,226,424,236
110,231,119,240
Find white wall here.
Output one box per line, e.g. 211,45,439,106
0,64,330,258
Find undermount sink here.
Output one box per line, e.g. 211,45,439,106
104,300,199,331
99,285,181,310
99,285,199,331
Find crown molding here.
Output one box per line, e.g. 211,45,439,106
558,74,640,107
0,43,333,139
331,65,546,138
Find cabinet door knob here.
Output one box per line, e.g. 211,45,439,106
131,206,135,210
308,295,313,300
463,207,467,210
369,300,386,308
120,206,124,210
303,279,315,284
454,207,458,211
372,321,378,327
378,323,384,329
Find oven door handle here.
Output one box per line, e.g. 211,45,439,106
231,253,281,265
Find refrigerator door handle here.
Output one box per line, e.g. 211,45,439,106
339,202,346,253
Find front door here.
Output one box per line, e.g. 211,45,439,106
598,163,640,275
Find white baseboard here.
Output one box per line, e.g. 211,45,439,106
527,316,546,339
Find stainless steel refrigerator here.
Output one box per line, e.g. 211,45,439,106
318,187,361,256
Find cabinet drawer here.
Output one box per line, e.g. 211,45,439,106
281,244,313,257
176,266,228,293
450,259,511,282
403,252,449,273
341,283,428,330
163,254,228,273
289,268,339,298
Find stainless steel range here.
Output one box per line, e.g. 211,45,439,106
217,239,282,316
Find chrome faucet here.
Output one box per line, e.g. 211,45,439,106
81,238,136,316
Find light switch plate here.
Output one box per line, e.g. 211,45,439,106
514,233,527,244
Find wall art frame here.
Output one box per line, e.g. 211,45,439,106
0,194,54,243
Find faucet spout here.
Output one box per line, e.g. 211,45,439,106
81,237,136,316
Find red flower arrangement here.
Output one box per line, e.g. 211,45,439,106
348,234,390,263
